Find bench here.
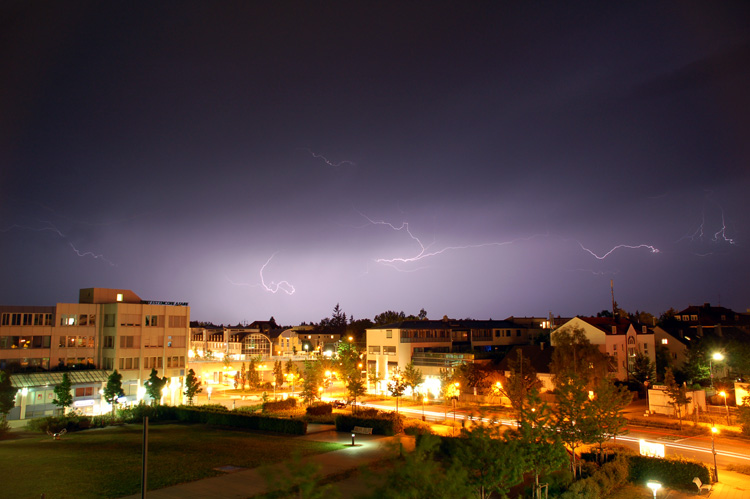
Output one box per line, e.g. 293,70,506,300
352,426,373,435
693,477,712,495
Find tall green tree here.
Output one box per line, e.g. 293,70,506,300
455,422,526,499
246,358,261,387
346,376,366,412
0,370,18,425
183,368,202,405
629,352,655,388
501,349,542,423
273,360,284,387
236,362,246,390
402,362,424,400
553,373,597,477
587,377,632,461
373,310,406,326
551,326,610,390
664,367,692,430
386,368,406,413
103,370,125,418
300,361,322,406
52,373,73,415
145,368,168,405
507,389,568,499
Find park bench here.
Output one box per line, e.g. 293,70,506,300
693,477,712,495
352,426,373,435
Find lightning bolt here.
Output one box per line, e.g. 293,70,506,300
359,212,547,269
577,242,659,260
259,253,296,295
713,207,735,245
1,220,116,265
676,211,705,243
302,148,356,167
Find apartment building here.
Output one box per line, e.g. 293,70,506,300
1,287,189,420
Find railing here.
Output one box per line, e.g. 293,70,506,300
400,337,451,343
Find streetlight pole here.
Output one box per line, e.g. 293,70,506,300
711,426,719,482
422,395,426,422
720,391,730,425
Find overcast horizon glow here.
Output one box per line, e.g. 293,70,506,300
2,3,749,325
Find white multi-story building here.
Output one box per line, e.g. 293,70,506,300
1,288,189,420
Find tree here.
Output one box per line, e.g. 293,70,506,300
587,378,632,462
507,389,568,499
371,433,472,499
455,363,487,394
551,326,610,390
367,365,381,388
455,421,526,499
145,368,168,405
655,344,672,382
236,362,246,390
501,349,542,422
183,368,202,405
273,360,284,387
285,358,296,375
247,358,261,388
630,352,655,394
103,370,125,418
346,376,366,412
373,310,406,326
52,373,73,415
664,367,692,430
418,308,427,320
402,362,424,399
300,361,322,406
386,368,406,413
553,373,598,477
0,370,18,425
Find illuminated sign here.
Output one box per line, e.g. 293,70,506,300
142,301,189,306
73,399,95,407
639,439,665,458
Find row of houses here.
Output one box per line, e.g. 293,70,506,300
2,287,747,421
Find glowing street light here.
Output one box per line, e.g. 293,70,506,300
422,395,427,421
646,481,661,499
452,382,460,436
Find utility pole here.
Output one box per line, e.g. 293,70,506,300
610,279,616,319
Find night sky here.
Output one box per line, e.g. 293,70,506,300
2,2,749,325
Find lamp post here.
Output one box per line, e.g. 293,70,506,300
646,481,661,499
272,381,276,400
452,382,460,436
422,395,427,421
719,391,730,425
710,352,724,389
711,426,719,482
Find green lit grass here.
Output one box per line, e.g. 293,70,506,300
0,423,342,499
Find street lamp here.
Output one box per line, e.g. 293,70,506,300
422,395,427,421
710,352,724,389
452,382,460,436
720,391,730,425
272,381,276,400
646,481,661,499
710,426,719,482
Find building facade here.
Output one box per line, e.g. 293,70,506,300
2,288,190,420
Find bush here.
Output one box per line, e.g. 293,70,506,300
627,454,711,488
234,405,262,414
306,403,332,416
335,412,404,436
119,402,178,423
26,414,93,433
403,419,433,436
263,397,298,413
559,455,630,499
173,407,307,435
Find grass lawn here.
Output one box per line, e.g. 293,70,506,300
0,423,343,499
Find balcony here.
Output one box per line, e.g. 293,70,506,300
400,336,451,343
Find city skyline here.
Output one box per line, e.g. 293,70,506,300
2,3,749,325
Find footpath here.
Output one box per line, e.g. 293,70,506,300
120,424,413,499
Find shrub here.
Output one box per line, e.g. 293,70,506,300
627,454,710,488
234,404,262,413
119,402,178,423
403,419,433,436
356,407,379,418
263,397,298,413
306,403,332,416
335,412,404,436
26,415,93,433
197,403,229,412
559,456,630,499
173,407,307,435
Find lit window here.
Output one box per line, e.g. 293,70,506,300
661,339,668,345
116,293,123,302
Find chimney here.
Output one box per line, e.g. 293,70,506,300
540,342,545,351
611,326,617,335
642,325,647,334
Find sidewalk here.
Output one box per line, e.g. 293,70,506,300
120,427,412,499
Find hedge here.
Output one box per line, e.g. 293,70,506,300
119,402,178,423
306,403,332,416
335,412,403,436
559,456,630,499
263,397,298,412
627,454,711,488
26,414,108,433
174,407,307,435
